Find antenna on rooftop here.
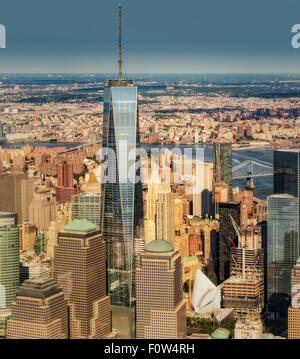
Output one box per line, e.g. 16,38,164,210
118,4,123,79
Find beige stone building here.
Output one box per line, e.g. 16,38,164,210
29,188,56,231
146,182,174,247
53,219,112,339
0,174,34,224
136,239,186,339
7,278,68,339
20,222,37,251
288,258,300,339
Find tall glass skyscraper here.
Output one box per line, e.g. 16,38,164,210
274,149,300,199
267,194,299,301
267,149,300,322
101,5,144,339
0,212,19,310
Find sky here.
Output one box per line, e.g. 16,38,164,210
0,0,300,73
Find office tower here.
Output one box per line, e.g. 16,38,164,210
136,239,186,339
193,162,213,217
101,5,143,338
47,209,71,260
146,182,174,247
54,219,111,339
217,202,240,282
0,122,5,140
0,174,34,224
29,188,56,231
234,317,263,339
56,160,79,203
71,192,101,227
267,194,299,301
156,189,174,247
20,222,36,251
144,219,156,245
7,278,68,339
0,212,19,310
213,142,233,209
274,149,300,200
288,258,300,339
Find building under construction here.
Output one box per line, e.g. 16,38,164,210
222,217,264,316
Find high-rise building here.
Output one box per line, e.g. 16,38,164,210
222,225,264,317
193,162,213,218
213,142,233,207
0,212,19,310
101,5,143,338
71,192,101,227
136,239,186,339
274,149,300,201
53,219,112,339
146,182,174,247
20,222,36,251
0,122,5,141
7,278,68,339
56,160,79,203
217,202,240,282
222,224,264,316
0,174,34,224
29,188,56,231
267,194,299,302
288,258,300,339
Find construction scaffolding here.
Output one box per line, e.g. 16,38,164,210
222,215,264,317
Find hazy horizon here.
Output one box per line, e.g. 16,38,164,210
0,0,300,73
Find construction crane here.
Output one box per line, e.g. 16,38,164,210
228,213,246,281
184,266,192,311
228,236,236,247
228,213,243,243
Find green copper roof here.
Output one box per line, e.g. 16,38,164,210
211,328,231,339
297,257,300,264
62,219,98,233
144,239,174,253
262,333,274,339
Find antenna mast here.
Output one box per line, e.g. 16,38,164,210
118,4,123,79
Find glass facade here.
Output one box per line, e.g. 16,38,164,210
274,150,300,199
101,80,144,338
71,192,101,227
0,213,19,310
267,194,299,301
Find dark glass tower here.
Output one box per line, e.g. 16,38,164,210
101,5,144,339
274,149,300,198
266,149,300,332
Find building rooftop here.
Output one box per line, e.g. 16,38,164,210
62,218,98,233
87,172,99,184
17,278,61,299
211,328,231,339
144,239,174,253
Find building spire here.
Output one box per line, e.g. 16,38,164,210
118,4,123,79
